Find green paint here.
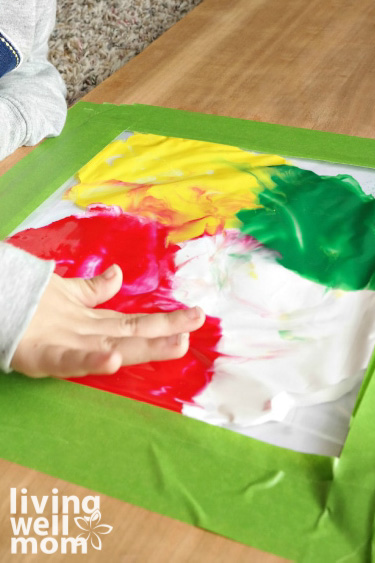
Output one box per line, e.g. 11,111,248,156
279,330,291,340
279,330,306,342
237,165,375,290
228,252,250,261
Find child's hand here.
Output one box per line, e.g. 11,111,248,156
11,265,205,378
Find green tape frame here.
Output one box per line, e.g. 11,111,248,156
1,103,375,561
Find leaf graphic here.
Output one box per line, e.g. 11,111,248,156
91,532,102,551
90,509,101,526
74,517,90,532
94,524,113,535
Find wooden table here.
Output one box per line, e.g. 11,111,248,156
1,0,375,560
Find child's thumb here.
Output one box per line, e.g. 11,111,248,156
77,264,123,307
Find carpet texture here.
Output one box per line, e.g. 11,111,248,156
49,0,202,105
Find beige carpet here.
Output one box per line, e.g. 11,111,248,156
49,0,202,105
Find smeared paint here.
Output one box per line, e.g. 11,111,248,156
8,130,375,455
172,233,375,417
66,134,288,243
65,134,375,290
237,166,375,290
7,207,222,412
278,330,305,342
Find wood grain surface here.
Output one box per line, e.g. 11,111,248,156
2,0,374,560
83,0,375,137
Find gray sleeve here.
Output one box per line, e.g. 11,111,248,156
0,242,54,373
0,0,67,161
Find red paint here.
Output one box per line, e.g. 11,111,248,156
8,208,222,412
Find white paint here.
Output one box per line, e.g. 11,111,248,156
175,233,375,454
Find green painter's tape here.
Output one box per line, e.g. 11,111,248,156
0,373,330,561
1,102,375,561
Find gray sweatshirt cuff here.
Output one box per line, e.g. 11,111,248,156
0,96,28,161
0,242,55,372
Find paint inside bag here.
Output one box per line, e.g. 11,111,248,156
8,132,375,456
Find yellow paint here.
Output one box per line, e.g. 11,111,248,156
66,133,288,242
248,262,258,279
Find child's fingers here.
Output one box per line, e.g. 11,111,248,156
79,332,190,366
89,310,147,321
86,307,205,338
40,346,122,378
13,330,190,378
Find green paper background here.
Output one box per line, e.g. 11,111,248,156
1,103,375,561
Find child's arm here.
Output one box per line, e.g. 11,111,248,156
0,242,55,372
0,0,67,161
1,243,205,378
